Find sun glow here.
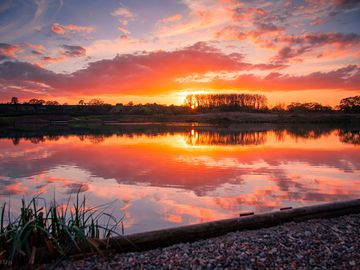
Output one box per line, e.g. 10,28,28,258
177,90,211,105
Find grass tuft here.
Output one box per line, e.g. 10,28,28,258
0,190,124,266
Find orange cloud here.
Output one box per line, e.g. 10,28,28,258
0,42,358,101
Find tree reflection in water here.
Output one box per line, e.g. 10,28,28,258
186,130,267,146
339,130,360,145
3,126,360,146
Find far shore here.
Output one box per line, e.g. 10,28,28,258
1,111,360,127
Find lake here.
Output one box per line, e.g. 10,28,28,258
0,124,359,234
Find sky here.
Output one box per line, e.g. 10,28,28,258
0,0,359,106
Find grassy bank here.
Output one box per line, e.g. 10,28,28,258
0,111,360,128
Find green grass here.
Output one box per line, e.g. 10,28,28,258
0,191,124,266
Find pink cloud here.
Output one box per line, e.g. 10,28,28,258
61,45,86,57
158,14,182,24
111,7,134,18
41,56,64,63
271,32,360,63
117,26,130,34
216,22,360,63
111,6,135,34
0,43,21,58
189,65,360,92
51,23,95,35
214,0,360,64
155,0,232,37
26,43,45,53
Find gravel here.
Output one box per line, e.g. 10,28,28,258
50,214,360,269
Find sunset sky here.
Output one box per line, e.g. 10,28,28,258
0,0,359,106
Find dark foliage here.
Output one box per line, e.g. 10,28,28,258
339,96,360,113
185,93,268,111
286,102,332,113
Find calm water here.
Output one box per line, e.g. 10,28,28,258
0,124,359,234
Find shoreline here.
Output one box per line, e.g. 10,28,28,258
28,199,360,267
53,212,360,269
1,112,360,127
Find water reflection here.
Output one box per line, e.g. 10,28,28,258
186,130,266,146
0,124,359,233
339,130,360,145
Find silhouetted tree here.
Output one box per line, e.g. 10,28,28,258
45,100,60,106
88,99,104,106
27,98,45,105
184,93,268,110
271,103,286,112
339,96,360,113
10,97,19,105
78,100,85,106
287,102,332,113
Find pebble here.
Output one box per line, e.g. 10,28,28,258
50,214,360,270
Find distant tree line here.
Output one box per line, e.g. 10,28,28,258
9,97,110,106
1,95,360,116
271,96,360,113
0,97,191,116
185,93,268,111
285,102,332,113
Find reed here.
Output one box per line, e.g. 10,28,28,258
0,191,123,266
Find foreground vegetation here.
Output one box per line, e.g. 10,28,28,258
0,193,123,267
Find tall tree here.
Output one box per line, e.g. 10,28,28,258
339,96,360,113
88,99,105,106
45,100,60,106
10,97,19,105
27,99,45,105
184,93,268,110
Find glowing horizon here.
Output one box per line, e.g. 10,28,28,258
0,0,359,106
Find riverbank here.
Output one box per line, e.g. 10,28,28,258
1,111,360,127
53,213,360,269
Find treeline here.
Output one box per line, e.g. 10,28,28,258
0,95,359,116
184,94,360,113
274,96,359,113
0,98,191,116
184,93,268,111
276,102,332,113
